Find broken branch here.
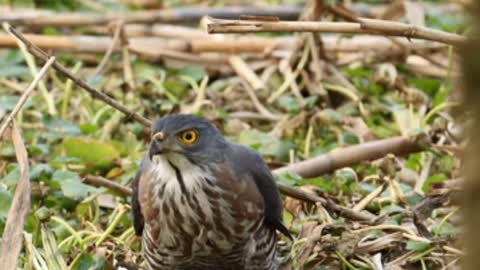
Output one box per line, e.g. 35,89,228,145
273,136,423,178
206,17,467,46
0,122,31,270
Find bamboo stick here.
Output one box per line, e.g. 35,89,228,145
0,33,445,55
3,6,303,26
273,136,423,178
206,17,467,46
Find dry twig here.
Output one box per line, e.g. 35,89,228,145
3,6,303,26
84,175,133,196
93,20,124,76
273,136,423,178
229,56,265,90
206,17,467,46
0,122,31,270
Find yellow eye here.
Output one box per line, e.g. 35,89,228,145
179,130,198,145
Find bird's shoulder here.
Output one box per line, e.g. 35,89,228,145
131,157,152,236
226,142,292,239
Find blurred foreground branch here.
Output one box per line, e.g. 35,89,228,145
0,122,30,270
207,17,467,46
461,1,480,269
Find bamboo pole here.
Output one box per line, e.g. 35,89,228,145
206,17,467,46
3,6,303,26
0,33,445,54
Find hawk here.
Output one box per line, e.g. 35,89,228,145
132,114,291,270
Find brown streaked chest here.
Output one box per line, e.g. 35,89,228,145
138,157,265,257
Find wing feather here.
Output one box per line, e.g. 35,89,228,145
131,158,149,236
229,143,292,239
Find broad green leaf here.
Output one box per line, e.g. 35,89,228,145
51,170,101,200
237,130,295,161
409,78,441,97
431,222,461,236
43,116,81,140
423,174,448,192
278,95,301,114
0,96,32,111
178,66,207,81
69,253,106,270
57,137,120,170
0,186,13,220
406,241,431,251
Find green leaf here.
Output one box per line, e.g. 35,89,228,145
51,170,101,200
341,132,359,145
423,174,448,193
278,96,300,114
57,137,120,170
409,78,441,97
43,116,81,140
379,204,404,215
299,177,334,193
0,96,32,111
1,166,20,186
69,253,106,270
431,221,461,236
237,130,295,161
274,172,302,186
0,186,13,220
178,66,207,81
406,240,431,252
79,123,99,135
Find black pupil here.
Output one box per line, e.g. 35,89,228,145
185,133,193,140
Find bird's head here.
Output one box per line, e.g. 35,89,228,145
149,114,227,167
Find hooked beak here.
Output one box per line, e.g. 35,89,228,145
149,132,165,160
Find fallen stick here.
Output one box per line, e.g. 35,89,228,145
273,136,423,178
0,122,31,270
229,56,265,90
206,17,467,46
6,25,152,128
0,33,446,55
0,56,56,139
3,6,303,26
84,175,133,196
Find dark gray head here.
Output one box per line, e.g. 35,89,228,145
149,114,228,167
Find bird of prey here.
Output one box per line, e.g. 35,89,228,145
132,114,291,270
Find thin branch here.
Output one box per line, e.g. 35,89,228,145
0,34,446,55
93,20,124,77
206,17,467,46
273,135,424,178
0,56,56,139
83,175,132,196
3,6,303,26
7,25,152,127
0,122,31,270
228,56,265,90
